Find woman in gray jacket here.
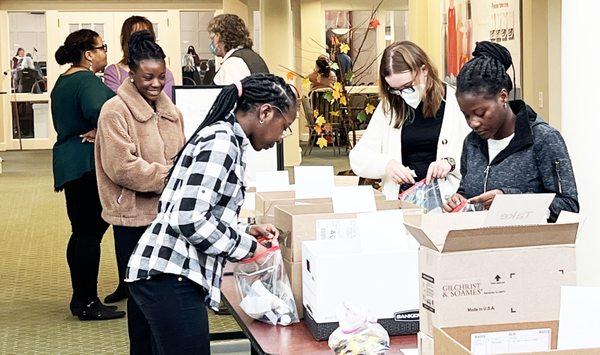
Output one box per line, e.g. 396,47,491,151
443,41,578,222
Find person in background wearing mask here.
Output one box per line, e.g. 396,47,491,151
104,16,175,100
350,41,471,200
207,14,269,85
443,41,578,221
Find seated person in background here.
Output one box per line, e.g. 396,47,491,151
443,41,578,222
308,55,337,90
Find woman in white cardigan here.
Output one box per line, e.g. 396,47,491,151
350,41,471,200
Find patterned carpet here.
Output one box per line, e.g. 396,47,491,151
0,150,242,354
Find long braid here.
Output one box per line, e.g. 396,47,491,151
456,41,513,96
169,73,296,179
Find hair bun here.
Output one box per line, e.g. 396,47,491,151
55,44,79,65
128,30,155,49
472,41,513,71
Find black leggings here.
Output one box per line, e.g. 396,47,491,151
63,172,109,303
112,225,148,295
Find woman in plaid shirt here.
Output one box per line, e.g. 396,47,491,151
125,73,296,354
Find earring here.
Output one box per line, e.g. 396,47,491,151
504,102,507,109
130,78,134,83
259,119,264,124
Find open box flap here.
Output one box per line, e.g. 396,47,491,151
442,223,579,252
404,211,579,253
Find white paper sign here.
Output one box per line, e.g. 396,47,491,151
484,193,554,227
241,192,255,211
255,171,290,192
315,219,357,240
471,328,551,354
293,166,334,199
332,186,377,214
557,286,600,350
174,87,223,140
356,210,415,252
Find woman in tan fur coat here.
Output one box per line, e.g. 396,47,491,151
95,31,185,309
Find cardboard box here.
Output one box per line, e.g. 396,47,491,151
255,188,386,224
283,258,303,318
278,200,422,318
275,199,421,263
301,239,420,340
433,321,600,354
403,212,579,338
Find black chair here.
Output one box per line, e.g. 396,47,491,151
17,69,40,93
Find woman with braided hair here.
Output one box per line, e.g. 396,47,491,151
95,29,185,316
125,73,296,353
443,41,578,221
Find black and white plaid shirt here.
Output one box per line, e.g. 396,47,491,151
126,116,257,310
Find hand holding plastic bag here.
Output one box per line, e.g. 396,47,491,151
328,302,390,354
234,244,299,326
399,179,444,213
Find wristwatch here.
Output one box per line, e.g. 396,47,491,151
444,157,456,172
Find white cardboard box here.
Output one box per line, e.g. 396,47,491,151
301,239,419,324
275,200,421,318
404,211,580,338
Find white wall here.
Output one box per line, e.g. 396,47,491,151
562,0,600,286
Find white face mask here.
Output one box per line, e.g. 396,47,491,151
400,82,425,109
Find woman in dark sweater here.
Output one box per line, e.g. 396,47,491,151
51,29,124,320
443,41,578,221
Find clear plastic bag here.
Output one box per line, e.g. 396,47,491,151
399,179,444,213
451,200,485,213
328,303,390,355
234,244,299,326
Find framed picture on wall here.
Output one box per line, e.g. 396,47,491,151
442,0,522,99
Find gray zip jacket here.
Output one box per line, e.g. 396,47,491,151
458,100,579,222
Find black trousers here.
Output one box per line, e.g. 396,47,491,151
63,172,109,303
112,225,148,295
127,274,210,355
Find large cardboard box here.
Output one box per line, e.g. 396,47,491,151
277,200,422,318
403,212,579,338
433,321,600,354
255,188,386,224
302,239,419,340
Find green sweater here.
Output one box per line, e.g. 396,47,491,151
51,71,115,191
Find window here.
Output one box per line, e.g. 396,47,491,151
8,12,48,93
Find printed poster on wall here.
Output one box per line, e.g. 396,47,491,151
443,0,522,98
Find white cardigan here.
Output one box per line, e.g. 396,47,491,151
349,84,471,200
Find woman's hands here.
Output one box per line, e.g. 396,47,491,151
443,189,504,212
385,160,416,184
425,159,453,184
80,128,97,143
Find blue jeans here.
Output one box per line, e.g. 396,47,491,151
127,274,210,355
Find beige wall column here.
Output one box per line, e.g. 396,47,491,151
0,11,9,151
522,0,550,123
222,0,249,24
547,0,561,130
407,0,442,71
260,0,301,166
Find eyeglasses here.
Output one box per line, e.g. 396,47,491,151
389,81,415,96
270,105,293,139
388,73,418,96
91,44,108,52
